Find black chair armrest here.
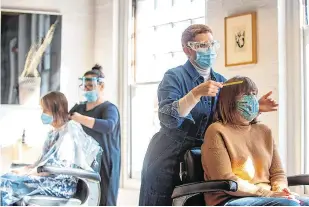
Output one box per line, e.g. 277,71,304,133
37,166,101,182
172,180,237,199
10,163,32,169
288,174,309,186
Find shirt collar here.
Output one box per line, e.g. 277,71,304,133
183,60,217,82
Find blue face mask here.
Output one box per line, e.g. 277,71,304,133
195,48,217,69
84,90,98,102
41,113,54,125
236,95,259,122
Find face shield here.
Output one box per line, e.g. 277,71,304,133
78,77,104,103
187,40,220,53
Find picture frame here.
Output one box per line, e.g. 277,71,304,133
224,12,257,67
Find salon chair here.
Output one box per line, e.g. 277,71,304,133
10,164,101,206
172,147,309,206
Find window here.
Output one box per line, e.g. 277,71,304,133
129,0,205,180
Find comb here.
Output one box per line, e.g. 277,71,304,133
223,81,243,87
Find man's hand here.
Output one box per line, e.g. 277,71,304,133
192,80,223,99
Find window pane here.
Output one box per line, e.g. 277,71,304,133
135,55,156,83
171,51,188,66
136,0,155,29
135,27,155,58
156,0,173,10
173,0,192,12
131,84,159,179
153,24,173,54
154,0,173,25
190,0,205,18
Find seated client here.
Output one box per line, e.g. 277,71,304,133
0,91,102,206
201,76,309,206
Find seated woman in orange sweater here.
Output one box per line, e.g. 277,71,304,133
201,76,309,206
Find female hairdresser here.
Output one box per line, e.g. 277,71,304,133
139,24,278,206
70,64,121,206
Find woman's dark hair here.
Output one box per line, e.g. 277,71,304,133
41,91,69,124
215,76,259,125
84,64,105,79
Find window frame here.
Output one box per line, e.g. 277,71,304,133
302,25,309,193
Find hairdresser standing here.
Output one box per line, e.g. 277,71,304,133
139,24,278,206
70,64,121,206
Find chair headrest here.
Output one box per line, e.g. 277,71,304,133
183,148,204,183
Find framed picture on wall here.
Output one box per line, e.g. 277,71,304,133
224,12,257,67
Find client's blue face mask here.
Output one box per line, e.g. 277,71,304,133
236,95,259,122
195,48,217,69
41,113,54,125
84,90,98,102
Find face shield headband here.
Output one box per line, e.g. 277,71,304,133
79,77,104,91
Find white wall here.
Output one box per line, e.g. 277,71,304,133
94,0,120,106
207,0,280,143
0,0,95,146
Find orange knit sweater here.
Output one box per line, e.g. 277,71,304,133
201,122,287,206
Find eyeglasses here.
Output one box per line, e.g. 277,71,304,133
187,40,220,52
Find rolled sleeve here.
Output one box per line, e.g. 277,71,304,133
158,70,195,129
